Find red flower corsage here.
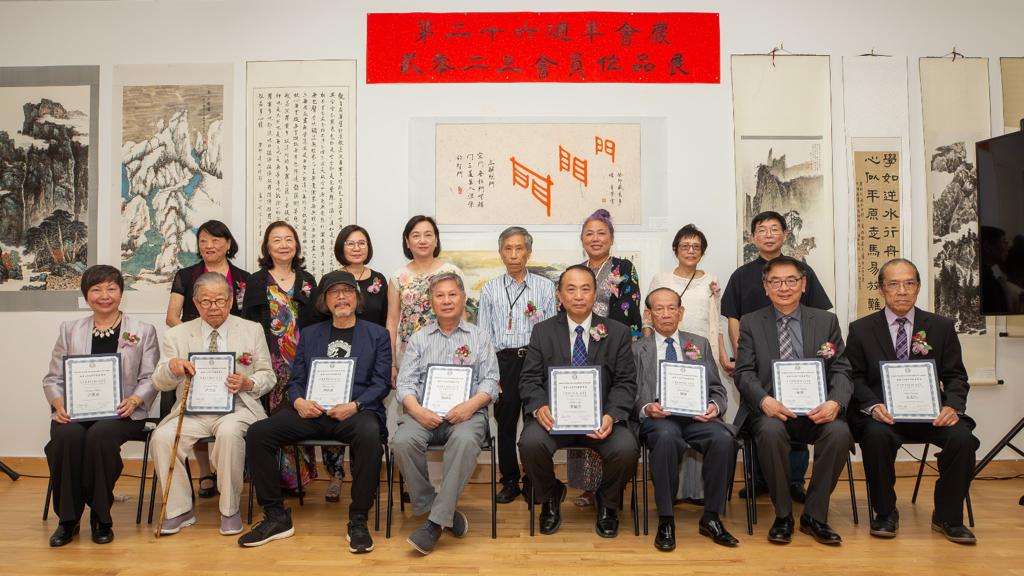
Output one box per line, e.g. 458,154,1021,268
911,331,932,356
120,332,140,347
589,324,608,341
454,344,471,364
366,276,383,294
237,352,254,366
816,342,836,359
684,341,702,361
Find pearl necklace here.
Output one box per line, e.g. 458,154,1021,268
93,311,122,338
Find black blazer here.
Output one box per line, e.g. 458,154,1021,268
847,307,970,415
241,268,324,358
519,312,637,423
171,261,251,321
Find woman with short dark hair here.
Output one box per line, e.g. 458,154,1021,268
42,265,159,547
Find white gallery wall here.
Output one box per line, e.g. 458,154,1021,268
0,0,1022,460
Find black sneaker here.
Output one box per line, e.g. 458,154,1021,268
238,509,295,547
347,515,374,554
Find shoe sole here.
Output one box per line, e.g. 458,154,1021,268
931,523,977,544
594,524,618,538
50,525,80,547
767,533,791,544
239,526,295,547
448,512,469,538
346,533,374,553
799,525,842,545
654,543,676,552
869,528,897,539
220,526,244,536
699,526,738,547
406,536,434,555
160,516,197,535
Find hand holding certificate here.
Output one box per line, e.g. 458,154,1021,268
772,359,827,416
186,353,235,414
63,354,122,421
422,364,473,417
306,358,357,409
881,360,941,422
548,366,602,435
658,361,708,417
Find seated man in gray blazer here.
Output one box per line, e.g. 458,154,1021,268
634,287,738,551
734,256,853,546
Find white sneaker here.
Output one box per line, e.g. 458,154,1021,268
160,510,196,535
220,512,243,535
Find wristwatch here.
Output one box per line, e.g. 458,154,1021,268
354,400,364,411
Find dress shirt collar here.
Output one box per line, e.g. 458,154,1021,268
884,306,915,328
773,304,802,323
567,313,594,337
427,318,471,336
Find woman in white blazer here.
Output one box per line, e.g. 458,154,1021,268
42,265,160,547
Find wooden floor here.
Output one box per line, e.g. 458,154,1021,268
3,460,1023,576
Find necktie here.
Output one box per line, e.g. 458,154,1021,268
209,329,220,353
572,325,587,367
664,337,677,361
778,316,796,360
895,318,909,361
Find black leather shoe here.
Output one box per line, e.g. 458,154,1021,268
869,510,899,539
931,514,976,544
595,507,619,538
699,517,739,547
654,519,675,551
789,483,807,504
799,514,842,545
496,482,521,504
767,515,793,544
91,524,114,544
49,523,79,547
539,482,566,535
737,482,769,499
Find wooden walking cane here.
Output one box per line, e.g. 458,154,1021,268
155,375,192,538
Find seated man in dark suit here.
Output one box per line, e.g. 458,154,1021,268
734,256,853,546
634,287,738,550
518,264,640,538
847,258,979,544
238,271,391,553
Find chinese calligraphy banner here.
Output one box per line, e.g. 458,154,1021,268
434,123,641,225
247,60,356,280
853,150,902,318
366,12,719,84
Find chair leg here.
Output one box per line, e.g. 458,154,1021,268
386,449,394,539
376,444,386,533
749,440,758,525
642,444,649,536
864,472,874,520
137,434,151,524
398,470,406,513
293,446,305,507
185,456,195,503
847,454,858,525
490,446,497,539
529,482,535,536
911,444,930,504
631,470,639,536
148,464,159,524
966,491,975,528
43,477,52,521
743,437,754,536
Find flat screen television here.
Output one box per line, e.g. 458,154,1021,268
977,122,1024,315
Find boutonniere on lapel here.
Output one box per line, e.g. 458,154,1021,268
911,331,932,356
366,277,383,294
589,323,608,342
454,344,471,364
236,352,254,366
606,265,623,297
683,341,702,361
524,300,540,322
816,342,837,360
301,280,312,297
120,331,140,347
235,280,247,308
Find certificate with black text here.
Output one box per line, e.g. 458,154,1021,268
422,364,473,416
771,359,827,415
306,357,357,409
63,354,122,421
186,353,235,414
881,360,941,422
549,366,602,434
658,361,708,417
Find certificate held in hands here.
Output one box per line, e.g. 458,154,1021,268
306,358,357,409
63,354,122,421
658,361,708,417
772,359,827,415
880,360,941,422
548,366,602,434
186,352,235,414
422,364,473,416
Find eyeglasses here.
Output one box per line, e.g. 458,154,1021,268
344,240,368,249
327,286,357,297
766,277,803,289
197,298,230,309
882,280,919,292
677,243,702,253
754,227,783,237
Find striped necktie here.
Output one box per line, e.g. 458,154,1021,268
572,325,587,367
895,318,909,361
778,316,796,360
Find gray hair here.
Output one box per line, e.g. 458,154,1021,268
498,226,534,251
193,271,231,296
429,271,465,294
877,258,921,286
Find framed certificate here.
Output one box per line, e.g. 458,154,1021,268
306,357,357,409
880,360,941,422
771,359,826,415
63,354,122,421
422,364,473,416
658,361,708,417
548,366,602,435
186,352,235,414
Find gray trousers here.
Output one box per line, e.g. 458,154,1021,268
391,412,487,528
749,415,852,523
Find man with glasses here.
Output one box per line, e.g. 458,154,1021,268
238,271,392,552
734,256,853,545
722,211,832,502
846,258,978,544
152,272,276,537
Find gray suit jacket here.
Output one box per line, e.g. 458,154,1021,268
42,314,160,421
733,304,852,429
632,331,729,422
152,315,275,422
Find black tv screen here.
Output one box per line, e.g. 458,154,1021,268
977,127,1024,315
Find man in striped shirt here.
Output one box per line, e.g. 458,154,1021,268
477,226,557,503
393,272,500,555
